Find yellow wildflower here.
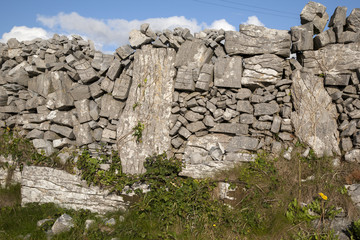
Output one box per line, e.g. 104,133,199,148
319,192,328,200
213,224,216,227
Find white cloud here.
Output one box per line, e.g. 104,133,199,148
242,16,264,27
35,12,236,51
208,19,236,31
0,26,52,43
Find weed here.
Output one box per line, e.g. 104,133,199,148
132,121,145,143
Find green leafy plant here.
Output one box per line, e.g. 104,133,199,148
132,121,145,143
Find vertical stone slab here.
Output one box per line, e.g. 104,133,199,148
291,69,340,157
117,45,176,174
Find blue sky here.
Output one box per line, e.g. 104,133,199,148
0,0,358,52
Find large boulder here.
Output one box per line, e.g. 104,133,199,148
224,25,291,57
117,45,176,174
291,69,340,157
300,1,329,34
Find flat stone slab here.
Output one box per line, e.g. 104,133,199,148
224,25,291,57
117,45,176,174
21,166,127,214
175,39,213,68
291,69,340,157
214,56,242,88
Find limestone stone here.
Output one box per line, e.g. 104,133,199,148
129,30,152,48
52,214,74,235
21,166,127,213
186,121,206,133
224,25,290,57
195,63,213,91
47,110,73,127
73,59,98,84
329,6,347,28
291,23,313,52
214,56,242,88
325,74,351,86
112,73,132,100
74,99,91,124
116,45,134,60
314,28,336,49
28,73,53,97
32,139,54,156
299,42,360,74
291,69,340,157
70,85,91,101
174,65,196,91
300,1,328,34
346,8,360,32
100,77,114,93
236,100,253,114
73,123,93,146
179,127,192,139
53,89,74,110
254,102,280,116
26,129,44,139
175,39,213,68
345,149,360,163
53,138,75,149
117,45,176,174
106,60,123,80
209,123,248,135
184,111,204,122
50,124,75,139
99,94,124,120
226,136,259,152
242,54,284,87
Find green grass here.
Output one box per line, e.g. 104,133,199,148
0,129,360,239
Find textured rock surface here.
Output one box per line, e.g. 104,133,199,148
291,69,340,157
299,42,360,74
117,45,176,174
224,25,291,57
21,166,127,213
242,54,285,87
180,134,255,178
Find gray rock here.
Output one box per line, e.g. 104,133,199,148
291,23,313,52
70,85,91,101
254,102,280,116
324,73,351,86
236,88,252,100
253,121,271,130
184,111,204,122
203,115,215,127
73,59,98,84
300,43,360,74
99,94,124,120
92,128,103,141
89,81,103,98
129,30,152,48
346,8,360,32
226,136,259,151
174,65,196,91
314,28,336,49
53,138,75,149
47,110,73,127
50,124,75,139
74,99,91,124
100,77,114,93
242,54,284,87
0,86,8,106
236,100,253,114
171,137,184,148
73,123,93,146
345,149,360,163
89,100,99,121
112,73,132,100
52,214,74,235
116,45,134,60
26,129,44,139
209,123,248,135
300,1,328,34
329,6,347,28
291,69,340,157
179,126,192,139
32,139,55,156
21,166,127,214
271,115,282,133
28,73,53,97
224,25,290,57
117,45,176,174
341,137,353,152
186,121,207,133
175,39,213,68
239,114,254,124
195,63,213,91
106,60,123,80
214,56,242,88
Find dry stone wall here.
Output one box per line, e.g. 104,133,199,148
1,1,360,210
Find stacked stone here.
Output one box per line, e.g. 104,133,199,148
291,2,360,160
0,34,134,156
165,23,295,172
